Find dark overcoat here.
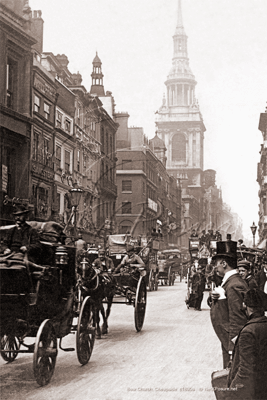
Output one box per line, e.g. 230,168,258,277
245,275,258,290
254,269,267,310
3,223,42,262
210,273,247,353
227,314,267,400
255,269,267,291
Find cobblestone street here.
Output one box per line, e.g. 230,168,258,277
0,280,222,400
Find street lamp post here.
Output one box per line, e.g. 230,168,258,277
69,184,83,240
250,221,257,248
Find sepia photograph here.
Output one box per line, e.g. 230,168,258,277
0,0,267,399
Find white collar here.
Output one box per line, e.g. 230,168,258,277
221,269,238,286
264,267,267,274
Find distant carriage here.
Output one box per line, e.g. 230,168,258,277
157,249,180,286
106,234,147,332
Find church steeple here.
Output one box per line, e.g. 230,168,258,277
165,0,196,107
90,52,105,96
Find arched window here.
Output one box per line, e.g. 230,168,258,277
172,133,186,162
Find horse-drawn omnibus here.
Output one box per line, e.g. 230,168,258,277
0,222,95,386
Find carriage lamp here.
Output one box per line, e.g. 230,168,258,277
250,222,257,248
55,246,69,265
55,246,69,285
80,256,89,279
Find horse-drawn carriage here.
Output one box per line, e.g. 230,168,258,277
157,249,178,285
0,222,95,386
106,235,147,331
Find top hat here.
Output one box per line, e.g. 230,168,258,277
13,205,30,215
212,240,237,260
244,289,263,308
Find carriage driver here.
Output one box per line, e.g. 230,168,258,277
93,249,114,272
113,244,144,273
2,205,42,263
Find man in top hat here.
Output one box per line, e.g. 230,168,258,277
210,238,248,369
2,205,41,262
237,259,258,290
227,288,267,399
113,244,144,273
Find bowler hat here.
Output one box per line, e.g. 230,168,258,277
212,240,237,260
13,205,30,215
244,289,263,308
237,260,251,270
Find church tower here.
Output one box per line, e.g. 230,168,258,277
90,52,105,96
155,0,205,202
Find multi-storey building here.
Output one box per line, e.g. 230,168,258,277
40,51,118,242
0,0,36,223
115,113,181,248
31,13,56,221
257,106,267,244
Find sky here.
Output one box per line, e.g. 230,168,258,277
30,0,267,242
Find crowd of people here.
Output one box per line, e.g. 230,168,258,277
186,231,267,400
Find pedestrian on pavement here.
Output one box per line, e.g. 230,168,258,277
2,204,42,263
238,260,258,290
227,288,267,400
210,238,248,369
191,265,206,310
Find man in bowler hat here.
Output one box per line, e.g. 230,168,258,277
210,238,248,369
3,205,41,262
227,288,267,399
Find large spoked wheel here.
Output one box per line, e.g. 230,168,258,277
0,333,20,362
76,296,95,365
148,270,154,291
33,319,58,387
134,277,147,332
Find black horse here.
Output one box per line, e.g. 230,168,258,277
76,252,115,339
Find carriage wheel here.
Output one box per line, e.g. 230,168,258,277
33,319,58,386
134,277,147,332
148,270,154,291
0,334,20,362
76,296,95,365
